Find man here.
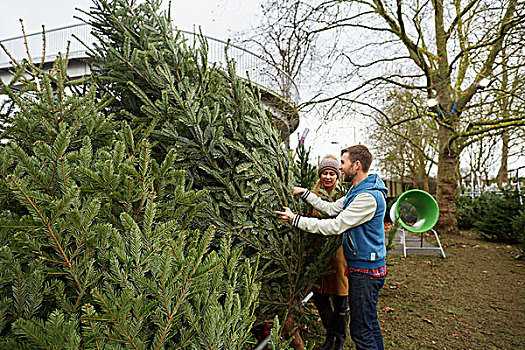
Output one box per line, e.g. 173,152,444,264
276,145,388,350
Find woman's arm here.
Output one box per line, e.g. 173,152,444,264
292,193,377,236
300,189,346,217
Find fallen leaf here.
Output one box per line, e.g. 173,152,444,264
482,271,488,274
452,333,459,337
473,245,480,248
381,307,394,313
516,264,524,267
389,285,400,289
506,245,512,249
422,318,434,325
423,260,432,265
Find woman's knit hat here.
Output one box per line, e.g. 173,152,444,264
318,156,340,178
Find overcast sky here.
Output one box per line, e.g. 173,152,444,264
0,0,258,40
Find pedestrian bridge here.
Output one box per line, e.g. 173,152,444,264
0,23,299,139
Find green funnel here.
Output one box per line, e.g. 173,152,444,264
393,189,439,233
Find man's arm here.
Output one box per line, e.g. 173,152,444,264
292,193,377,236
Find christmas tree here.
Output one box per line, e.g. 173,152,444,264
80,1,340,347
0,0,339,347
0,51,261,348
81,1,339,347
293,134,318,191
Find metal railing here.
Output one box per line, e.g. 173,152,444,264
0,23,299,104
0,24,95,68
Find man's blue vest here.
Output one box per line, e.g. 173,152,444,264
342,174,388,269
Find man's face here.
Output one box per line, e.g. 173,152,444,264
340,152,358,183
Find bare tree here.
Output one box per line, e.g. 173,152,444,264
369,88,438,192
460,136,501,192
255,0,525,234
235,0,347,149
238,1,342,99
494,37,525,186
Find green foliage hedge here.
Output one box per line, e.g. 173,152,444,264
511,209,525,246
456,195,484,230
0,59,262,347
456,190,525,245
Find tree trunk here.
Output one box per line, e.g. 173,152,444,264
410,172,418,189
283,315,304,350
435,126,459,235
497,131,509,187
416,167,430,192
422,176,430,193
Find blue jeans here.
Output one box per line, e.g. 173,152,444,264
348,272,385,350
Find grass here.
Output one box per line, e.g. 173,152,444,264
304,230,525,349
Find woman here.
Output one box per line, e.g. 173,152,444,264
309,155,349,350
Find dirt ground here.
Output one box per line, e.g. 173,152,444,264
305,230,525,349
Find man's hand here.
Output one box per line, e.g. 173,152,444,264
274,207,296,223
292,187,306,195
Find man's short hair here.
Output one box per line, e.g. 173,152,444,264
341,145,373,172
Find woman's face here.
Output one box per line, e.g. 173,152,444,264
320,169,338,190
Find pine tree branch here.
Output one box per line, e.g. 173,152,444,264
72,258,96,312
220,137,285,208
8,175,81,291
91,288,140,350
8,146,51,197
3,251,24,319
13,322,50,349
62,84,97,125
48,187,78,226
162,73,219,172
152,248,176,349
203,206,247,236
83,304,103,350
